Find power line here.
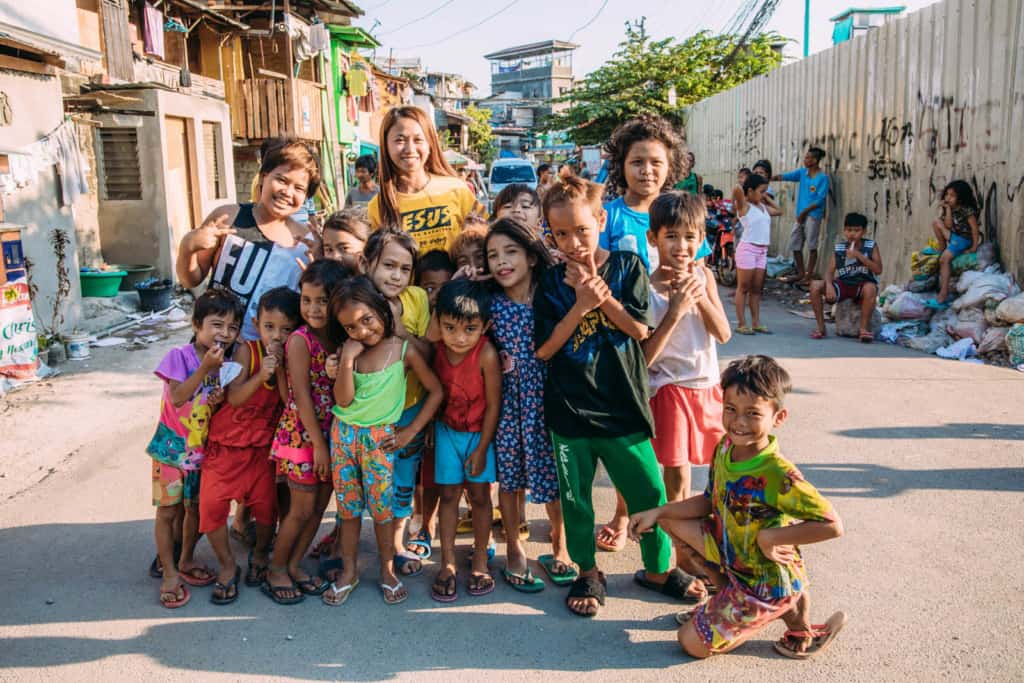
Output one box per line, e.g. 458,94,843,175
378,0,458,37
568,0,610,42
392,0,521,50
364,0,398,9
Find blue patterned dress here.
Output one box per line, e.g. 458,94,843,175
490,294,559,503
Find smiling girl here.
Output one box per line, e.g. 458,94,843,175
368,107,482,253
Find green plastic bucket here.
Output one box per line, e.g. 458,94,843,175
80,270,127,297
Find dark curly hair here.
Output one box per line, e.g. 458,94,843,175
603,115,686,194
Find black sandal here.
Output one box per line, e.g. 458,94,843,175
148,541,182,579
245,550,269,587
633,568,705,603
566,572,607,617
211,566,241,605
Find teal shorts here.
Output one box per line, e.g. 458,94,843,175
434,422,496,485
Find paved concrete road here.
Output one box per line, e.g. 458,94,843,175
2,294,1022,682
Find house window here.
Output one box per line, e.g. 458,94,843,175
202,121,225,199
97,127,142,200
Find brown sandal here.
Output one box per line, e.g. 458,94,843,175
774,611,847,659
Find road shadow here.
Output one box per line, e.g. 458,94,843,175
835,422,1024,441
799,462,1024,498
0,517,756,678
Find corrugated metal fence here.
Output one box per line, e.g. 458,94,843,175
685,0,1024,284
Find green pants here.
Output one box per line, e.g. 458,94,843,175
550,430,671,574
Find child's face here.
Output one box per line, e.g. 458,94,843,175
648,222,705,271
336,301,385,347
300,282,331,331
487,233,535,291
386,118,429,176
943,188,958,206
438,313,487,356
722,386,787,452
259,164,310,218
454,242,486,274
419,268,452,307
737,170,750,185
369,241,414,299
498,192,542,229
322,228,366,272
538,169,552,184
193,311,241,353
746,185,765,204
842,225,866,243
254,308,296,354
623,140,669,198
547,200,605,265
753,166,769,179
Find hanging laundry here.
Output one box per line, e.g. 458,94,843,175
51,122,88,207
347,68,369,97
309,23,329,53
143,2,165,59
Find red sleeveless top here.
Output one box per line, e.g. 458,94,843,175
208,340,283,448
433,336,487,433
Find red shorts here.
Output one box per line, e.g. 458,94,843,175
199,442,277,534
832,281,866,302
649,384,725,467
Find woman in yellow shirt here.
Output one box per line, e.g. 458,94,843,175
369,106,482,253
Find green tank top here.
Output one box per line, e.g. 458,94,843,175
331,340,407,427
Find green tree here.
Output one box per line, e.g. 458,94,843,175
465,104,497,166
543,20,785,144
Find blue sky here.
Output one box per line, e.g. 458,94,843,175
354,0,938,95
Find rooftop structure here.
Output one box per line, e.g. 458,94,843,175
831,6,906,44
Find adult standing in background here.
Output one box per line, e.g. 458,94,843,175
345,154,379,207
673,151,703,194
773,147,830,285
368,106,482,253
536,163,555,197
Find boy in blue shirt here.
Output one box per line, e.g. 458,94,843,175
774,147,829,284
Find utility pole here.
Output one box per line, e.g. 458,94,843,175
803,0,810,57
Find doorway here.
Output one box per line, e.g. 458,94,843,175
164,116,196,274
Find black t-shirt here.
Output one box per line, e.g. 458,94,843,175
533,251,655,439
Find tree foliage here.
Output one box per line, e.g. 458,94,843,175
464,104,496,166
542,19,785,145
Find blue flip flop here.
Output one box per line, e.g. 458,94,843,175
394,551,424,577
405,529,432,560
467,541,497,565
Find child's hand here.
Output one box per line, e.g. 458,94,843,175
667,270,703,316
563,261,587,289
466,448,486,478
824,281,836,303
628,509,661,542
757,530,797,564
259,352,279,382
847,243,862,260
341,339,364,362
207,386,225,407
313,442,330,480
324,353,339,380
200,344,226,371
548,247,567,264
575,275,611,311
380,426,412,453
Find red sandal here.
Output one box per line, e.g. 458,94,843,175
810,329,826,340
774,611,847,659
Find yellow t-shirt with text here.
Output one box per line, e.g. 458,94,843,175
368,174,481,253
399,285,431,409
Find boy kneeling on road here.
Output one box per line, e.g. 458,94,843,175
809,212,883,342
629,356,846,660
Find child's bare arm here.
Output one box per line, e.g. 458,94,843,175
535,303,588,361
287,336,327,462
226,343,257,407
628,494,712,540
871,243,883,276
469,344,502,476
333,339,361,408
695,265,731,344
642,304,683,366
169,346,222,406
968,215,981,251
398,346,444,439
599,296,649,341
756,519,844,564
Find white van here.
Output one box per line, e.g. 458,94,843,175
488,158,537,203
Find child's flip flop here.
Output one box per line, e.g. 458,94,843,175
394,551,424,577
431,572,458,603
380,580,408,605
210,566,241,605
178,565,216,587
159,583,191,609
538,554,578,586
467,572,495,596
405,529,432,560
322,579,358,606
502,566,545,593
774,611,848,659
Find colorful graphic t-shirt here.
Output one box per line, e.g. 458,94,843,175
533,251,655,439
368,174,482,253
209,204,309,341
702,436,837,600
146,344,219,470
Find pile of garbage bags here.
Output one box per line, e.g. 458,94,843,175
878,241,1023,365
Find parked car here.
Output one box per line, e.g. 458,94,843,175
488,159,537,206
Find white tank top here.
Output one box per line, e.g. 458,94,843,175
648,267,719,391
738,202,771,246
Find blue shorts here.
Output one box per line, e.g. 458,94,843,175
947,233,972,257
392,402,425,518
434,422,496,485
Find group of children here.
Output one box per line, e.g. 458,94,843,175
146,110,849,661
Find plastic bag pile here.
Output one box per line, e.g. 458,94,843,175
879,240,1023,365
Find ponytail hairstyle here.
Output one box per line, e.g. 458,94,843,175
377,106,457,228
